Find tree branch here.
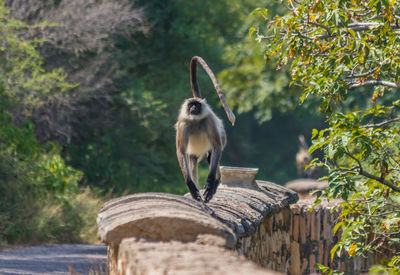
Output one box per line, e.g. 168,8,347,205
296,22,400,40
345,67,378,79
363,118,400,128
344,150,362,167
344,151,400,193
307,21,332,36
347,22,400,30
359,169,400,193
348,80,400,90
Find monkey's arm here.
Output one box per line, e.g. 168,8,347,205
177,150,202,201
204,145,222,202
176,125,202,201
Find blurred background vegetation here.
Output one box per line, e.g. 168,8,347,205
0,0,324,247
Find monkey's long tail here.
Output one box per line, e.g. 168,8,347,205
190,56,236,126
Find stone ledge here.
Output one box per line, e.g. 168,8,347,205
97,192,236,248
97,181,298,248
97,178,299,275
117,238,282,275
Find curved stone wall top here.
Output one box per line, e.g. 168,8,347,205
97,180,298,248
97,193,236,248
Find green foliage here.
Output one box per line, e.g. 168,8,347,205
67,91,183,194
0,1,75,112
0,114,100,246
11,0,319,194
217,0,325,184
370,256,400,274
223,111,325,184
253,0,400,272
219,0,306,122
0,1,99,247
254,0,400,111
34,188,102,244
315,263,344,275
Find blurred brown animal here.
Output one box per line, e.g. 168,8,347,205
296,135,319,179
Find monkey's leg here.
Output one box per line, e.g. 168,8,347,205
204,146,222,202
177,151,202,201
189,155,198,187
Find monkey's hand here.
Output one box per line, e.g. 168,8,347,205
203,176,216,203
190,189,202,201
187,179,202,201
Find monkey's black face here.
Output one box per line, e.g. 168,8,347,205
187,100,202,115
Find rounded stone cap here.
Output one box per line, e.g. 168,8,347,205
220,166,259,189
285,178,329,196
97,192,236,248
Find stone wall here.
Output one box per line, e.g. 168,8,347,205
287,199,343,274
237,207,292,271
117,238,281,275
96,173,377,275
97,179,298,274
234,194,345,274
284,179,380,274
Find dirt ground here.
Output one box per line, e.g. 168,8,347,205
0,244,107,275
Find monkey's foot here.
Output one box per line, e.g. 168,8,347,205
203,189,213,203
204,179,221,202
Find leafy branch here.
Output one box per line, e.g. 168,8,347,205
253,0,400,270
331,150,400,193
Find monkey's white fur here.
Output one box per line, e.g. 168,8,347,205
178,98,210,121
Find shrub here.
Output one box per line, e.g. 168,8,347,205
0,116,101,246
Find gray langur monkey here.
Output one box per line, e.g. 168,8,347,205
175,56,235,202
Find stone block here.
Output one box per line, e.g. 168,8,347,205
288,241,300,275
117,238,282,275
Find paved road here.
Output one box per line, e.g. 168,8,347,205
0,244,107,275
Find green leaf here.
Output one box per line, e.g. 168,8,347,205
312,128,318,139
348,29,356,38
249,27,257,38
331,244,340,261
333,221,344,235
315,263,330,272
252,8,268,18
